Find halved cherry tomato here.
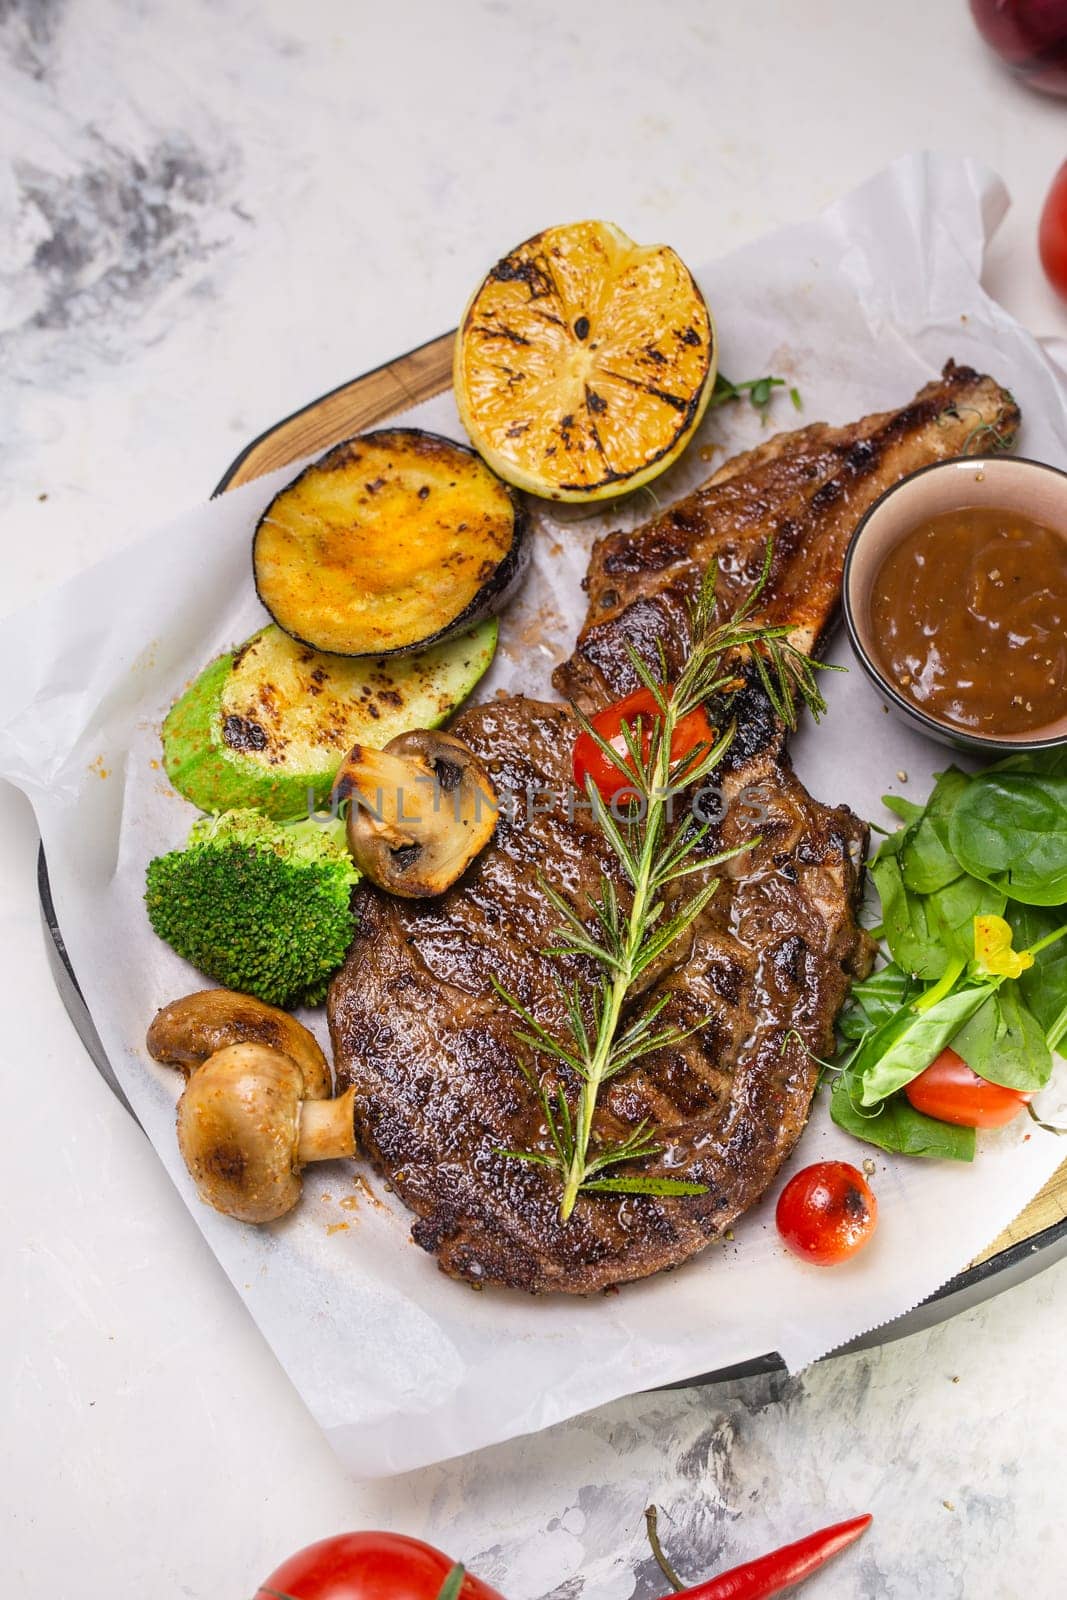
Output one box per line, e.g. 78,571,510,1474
1040,160,1067,301
903,1047,1032,1129
256,1533,504,1600
776,1161,878,1266
572,686,715,803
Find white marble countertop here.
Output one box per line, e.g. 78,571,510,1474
3,2,1067,1596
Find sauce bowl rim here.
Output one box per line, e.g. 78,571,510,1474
840,453,1067,753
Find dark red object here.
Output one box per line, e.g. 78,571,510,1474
659,1513,873,1600
256,1533,504,1600
572,686,715,803
1040,161,1067,301
904,1047,1032,1129
969,0,1067,94
775,1162,877,1267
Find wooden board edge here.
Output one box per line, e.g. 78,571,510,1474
218,331,456,492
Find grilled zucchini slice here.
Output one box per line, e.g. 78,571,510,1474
252,428,527,657
162,619,497,820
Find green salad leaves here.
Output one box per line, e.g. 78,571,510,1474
949,771,1067,906
1008,904,1067,1054
830,749,1067,1162
829,1078,977,1162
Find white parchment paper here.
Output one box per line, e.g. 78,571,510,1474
3,153,1066,1479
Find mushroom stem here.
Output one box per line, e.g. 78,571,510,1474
297,1086,358,1164
173,1045,361,1224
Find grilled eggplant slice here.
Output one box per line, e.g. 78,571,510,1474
162,619,498,819
253,428,528,656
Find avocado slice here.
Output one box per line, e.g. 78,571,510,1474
162,619,497,819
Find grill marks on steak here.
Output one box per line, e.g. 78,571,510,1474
328,362,1020,1293
555,362,1021,710
329,694,873,1293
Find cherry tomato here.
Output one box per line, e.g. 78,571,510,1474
903,1048,1032,1129
572,686,715,803
776,1161,878,1267
1040,160,1067,301
256,1532,504,1600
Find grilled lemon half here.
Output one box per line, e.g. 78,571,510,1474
454,220,717,503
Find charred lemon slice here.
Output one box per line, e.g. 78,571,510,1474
454,220,716,502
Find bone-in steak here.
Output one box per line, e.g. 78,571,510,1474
556,362,1019,709
328,365,1020,1293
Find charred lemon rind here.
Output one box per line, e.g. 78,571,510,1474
454,220,717,503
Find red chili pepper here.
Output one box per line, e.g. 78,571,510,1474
658,1514,872,1600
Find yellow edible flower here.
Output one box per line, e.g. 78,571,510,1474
973,914,1034,979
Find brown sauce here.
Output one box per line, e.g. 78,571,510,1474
869,505,1067,735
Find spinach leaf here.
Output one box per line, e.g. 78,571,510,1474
830,1077,975,1161
1006,903,1067,1049
1047,1002,1067,1056
899,767,970,894
838,1012,871,1044
882,795,925,825
948,773,1067,907
869,809,1003,976
854,983,993,1105
838,962,917,1041
869,851,950,979
983,982,1052,1087
991,749,1067,779
950,985,1053,1092
926,873,1006,961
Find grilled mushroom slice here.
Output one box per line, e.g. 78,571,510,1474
146,988,331,1096
335,729,497,898
176,1043,357,1224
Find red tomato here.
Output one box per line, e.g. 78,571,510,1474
256,1532,505,1600
969,0,1067,94
776,1162,878,1267
1040,160,1067,301
903,1048,1032,1129
572,686,715,802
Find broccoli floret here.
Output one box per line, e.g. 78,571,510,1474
145,809,360,1008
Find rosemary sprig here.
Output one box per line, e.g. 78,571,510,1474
499,542,834,1220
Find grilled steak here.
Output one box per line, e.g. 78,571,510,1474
330,694,873,1292
556,362,1020,710
328,364,1020,1294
